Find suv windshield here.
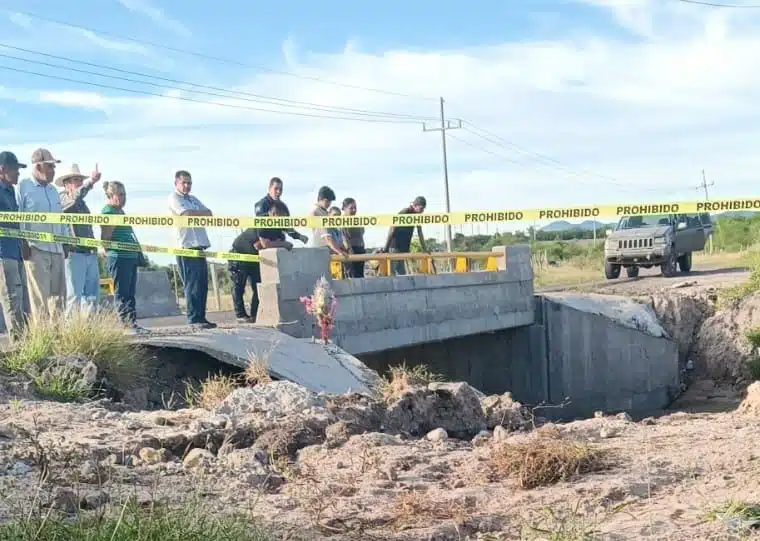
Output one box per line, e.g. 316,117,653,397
617,215,672,230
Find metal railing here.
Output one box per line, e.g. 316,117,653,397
329,251,503,279
100,278,115,295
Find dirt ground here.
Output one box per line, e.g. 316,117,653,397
1,378,760,541
1,259,759,540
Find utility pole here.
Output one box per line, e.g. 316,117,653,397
698,169,715,253
698,169,714,200
423,97,462,252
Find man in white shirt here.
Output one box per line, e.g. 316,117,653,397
17,148,68,319
167,170,217,329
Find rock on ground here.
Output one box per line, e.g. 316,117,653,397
384,382,487,439
216,381,327,419
480,392,530,430
739,382,760,415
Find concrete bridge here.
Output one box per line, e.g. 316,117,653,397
0,244,679,419
237,244,677,418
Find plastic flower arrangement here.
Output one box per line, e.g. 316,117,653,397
299,276,338,342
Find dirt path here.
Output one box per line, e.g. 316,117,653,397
547,265,750,297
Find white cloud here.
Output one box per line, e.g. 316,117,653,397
6,1,760,262
117,0,191,37
8,12,31,30
37,91,112,112
71,27,151,56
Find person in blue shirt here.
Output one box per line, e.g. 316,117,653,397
0,151,29,340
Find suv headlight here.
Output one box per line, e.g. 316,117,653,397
653,236,666,246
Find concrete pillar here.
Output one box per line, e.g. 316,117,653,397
255,247,332,338
491,244,534,282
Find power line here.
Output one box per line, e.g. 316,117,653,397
0,49,437,122
0,64,423,124
0,43,438,121
462,123,631,188
449,129,693,196
10,9,436,101
675,0,760,7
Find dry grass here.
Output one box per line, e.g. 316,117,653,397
2,307,146,400
377,363,444,402
392,490,476,530
185,373,240,410
487,433,606,489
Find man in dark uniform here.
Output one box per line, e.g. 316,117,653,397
382,196,428,276
229,200,293,323
254,177,308,244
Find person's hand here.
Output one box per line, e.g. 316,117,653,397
284,241,293,251
91,163,101,184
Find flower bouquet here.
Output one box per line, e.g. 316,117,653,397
299,276,338,343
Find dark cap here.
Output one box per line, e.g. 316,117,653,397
0,151,26,169
413,196,427,208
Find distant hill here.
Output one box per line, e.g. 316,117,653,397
540,211,760,234
541,220,614,232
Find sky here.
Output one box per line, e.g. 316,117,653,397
1,0,760,260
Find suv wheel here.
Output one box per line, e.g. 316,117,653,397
625,266,640,278
605,262,621,279
678,252,692,273
661,249,678,278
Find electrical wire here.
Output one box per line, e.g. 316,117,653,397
449,127,692,196
9,9,437,101
675,0,760,7
0,43,438,121
0,64,423,124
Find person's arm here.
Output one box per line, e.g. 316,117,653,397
101,225,114,241
325,233,347,256
15,182,30,259
417,226,428,252
168,194,213,217
59,180,96,212
258,238,293,250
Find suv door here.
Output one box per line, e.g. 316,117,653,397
690,213,707,251
673,214,692,254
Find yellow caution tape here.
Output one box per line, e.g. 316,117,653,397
0,228,260,263
0,198,754,229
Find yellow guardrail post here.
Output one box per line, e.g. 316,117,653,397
100,278,115,296
330,260,344,280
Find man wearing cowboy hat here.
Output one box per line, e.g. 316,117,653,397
58,163,102,312
17,148,69,319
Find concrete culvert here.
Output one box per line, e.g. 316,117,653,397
119,346,257,411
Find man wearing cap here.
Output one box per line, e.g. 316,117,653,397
382,196,428,276
17,148,68,318
58,163,102,312
0,151,30,339
168,170,217,329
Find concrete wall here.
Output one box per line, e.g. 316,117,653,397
541,296,679,418
361,295,679,418
133,270,180,319
255,244,535,354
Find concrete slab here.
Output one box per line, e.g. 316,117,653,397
133,326,380,395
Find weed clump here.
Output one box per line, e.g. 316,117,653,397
487,433,606,489
377,363,444,403
185,373,241,410
2,307,146,401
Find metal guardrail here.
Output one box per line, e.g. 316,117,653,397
329,251,503,279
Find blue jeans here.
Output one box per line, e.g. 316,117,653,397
176,256,208,324
65,251,100,312
107,255,138,324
